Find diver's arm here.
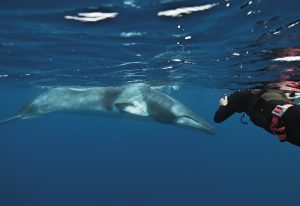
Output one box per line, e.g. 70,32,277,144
214,104,236,123
214,91,245,123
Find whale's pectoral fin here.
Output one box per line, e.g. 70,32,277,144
115,103,134,112
115,103,148,116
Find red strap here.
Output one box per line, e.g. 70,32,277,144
270,104,293,141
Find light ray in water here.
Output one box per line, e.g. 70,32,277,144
65,12,118,22
157,3,219,17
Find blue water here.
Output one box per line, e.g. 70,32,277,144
1,0,300,205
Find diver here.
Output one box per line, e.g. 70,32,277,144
214,87,300,147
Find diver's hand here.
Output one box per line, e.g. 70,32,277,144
219,95,228,106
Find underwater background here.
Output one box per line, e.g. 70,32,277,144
1,0,300,205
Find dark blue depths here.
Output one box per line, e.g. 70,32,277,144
1,88,300,206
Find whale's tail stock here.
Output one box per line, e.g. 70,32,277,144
0,100,39,126
0,114,22,125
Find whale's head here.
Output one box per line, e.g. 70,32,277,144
171,104,216,135
133,86,216,135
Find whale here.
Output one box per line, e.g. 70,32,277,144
0,85,216,135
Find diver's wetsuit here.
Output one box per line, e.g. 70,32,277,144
214,89,300,146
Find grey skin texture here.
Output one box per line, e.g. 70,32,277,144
0,85,216,135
